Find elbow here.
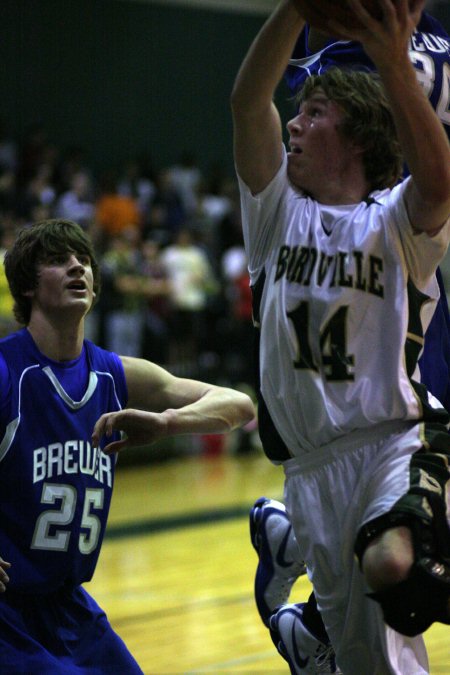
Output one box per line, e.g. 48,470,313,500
233,391,256,429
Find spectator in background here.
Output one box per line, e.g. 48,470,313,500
167,151,203,218
162,227,218,376
56,145,93,195
217,184,245,259
98,225,145,357
15,125,60,225
221,243,253,385
117,156,156,227
188,174,234,271
140,238,172,365
21,163,57,221
15,123,51,189
143,200,173,247
95,170,141,243
148,168,186,243
55,171,95,230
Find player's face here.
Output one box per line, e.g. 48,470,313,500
29,250,95,319
286,90,356,200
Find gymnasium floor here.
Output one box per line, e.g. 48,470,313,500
87,447,450,674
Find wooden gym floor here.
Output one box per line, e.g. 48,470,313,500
87,450,450,674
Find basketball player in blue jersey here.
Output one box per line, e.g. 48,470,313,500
232,0,450,673
0,219,254,674
247,4,450,673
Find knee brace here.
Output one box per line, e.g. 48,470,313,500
361,492,450,637
354,441,450,636
368,556,450,636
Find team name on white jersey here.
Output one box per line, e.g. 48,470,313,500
275,244,384,297
33,440,113,487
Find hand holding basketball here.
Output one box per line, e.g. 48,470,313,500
290,0,424,39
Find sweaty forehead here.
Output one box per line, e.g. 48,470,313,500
302,87,329,106
299,88,348,123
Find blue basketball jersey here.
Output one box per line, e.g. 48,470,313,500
286,13,450,140
0,328,128,593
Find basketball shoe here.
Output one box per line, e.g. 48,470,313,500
250,497,306,626
270,603,342,674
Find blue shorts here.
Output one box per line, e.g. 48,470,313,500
0,584,143,674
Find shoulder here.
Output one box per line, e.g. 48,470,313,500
238,148,303,252
0,328,37,367
238,146,300,209
85,340,128,400
364,181,412,238
85,339,122,368
0,327,27,349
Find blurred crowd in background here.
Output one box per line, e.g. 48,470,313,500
4,114,448,459
0,120,256,404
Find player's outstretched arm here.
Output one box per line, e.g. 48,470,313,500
91,356,255,453
230,1,305,194
326,0,450,234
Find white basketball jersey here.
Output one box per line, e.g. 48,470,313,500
239,148,450,455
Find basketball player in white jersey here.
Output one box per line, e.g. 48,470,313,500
231,0,450,673
249,3,450,673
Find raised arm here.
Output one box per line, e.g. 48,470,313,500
230,1,305,194
91,356,255,453
332,0,450,234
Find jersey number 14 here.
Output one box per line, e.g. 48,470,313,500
287,301,355,382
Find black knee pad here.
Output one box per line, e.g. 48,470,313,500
368,556,450,636
354,441,450,636
359,490,450,636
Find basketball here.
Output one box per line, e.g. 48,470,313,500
329,0,383,26
292,0,410,34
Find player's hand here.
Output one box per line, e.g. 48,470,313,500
92,409,169,453
0,557,11,592
326,0,425,65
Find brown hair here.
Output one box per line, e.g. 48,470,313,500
296,68,403,191
4,219,100,325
